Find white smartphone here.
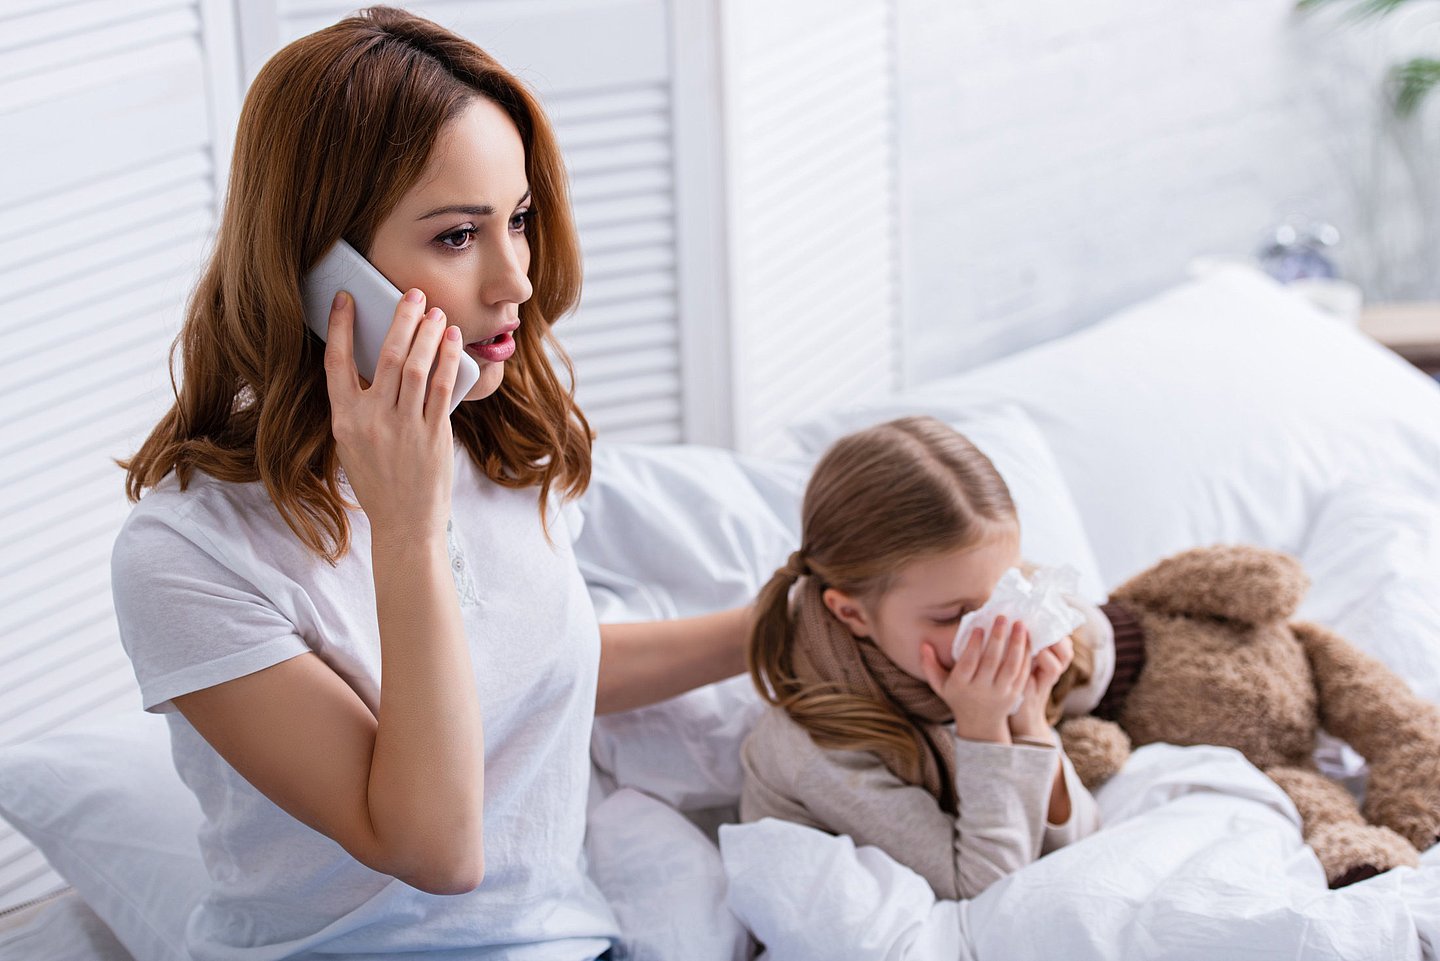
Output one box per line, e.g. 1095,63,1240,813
301,239,480,414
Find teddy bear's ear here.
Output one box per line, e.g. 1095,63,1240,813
1109,544,1308,625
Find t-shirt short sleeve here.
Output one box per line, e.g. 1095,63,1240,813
111,508,311,714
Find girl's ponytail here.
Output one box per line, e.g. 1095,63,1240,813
748,550,930,782
748,551,809,706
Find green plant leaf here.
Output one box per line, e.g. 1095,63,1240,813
1392,57,1440,116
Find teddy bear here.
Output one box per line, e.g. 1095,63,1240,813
1058,543,1440,888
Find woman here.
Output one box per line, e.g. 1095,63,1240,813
110,7,746,959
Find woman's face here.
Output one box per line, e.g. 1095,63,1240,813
366,96,534,403
823,523,1022,680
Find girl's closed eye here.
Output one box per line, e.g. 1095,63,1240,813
931,606,971,626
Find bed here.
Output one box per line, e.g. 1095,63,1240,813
3,263,1439,960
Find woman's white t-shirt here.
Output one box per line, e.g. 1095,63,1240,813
110,440,619,960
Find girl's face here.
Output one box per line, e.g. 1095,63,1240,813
823,523,1022,680
366,96,534,403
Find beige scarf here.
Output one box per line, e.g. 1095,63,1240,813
788,575,960,815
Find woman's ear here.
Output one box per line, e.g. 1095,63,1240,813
822,587,873,638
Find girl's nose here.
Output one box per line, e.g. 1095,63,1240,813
932,640,957,671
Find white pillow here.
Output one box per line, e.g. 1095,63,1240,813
589,674,765,813
0,711,204,961
575,441,808,622
1295,481,1440,706
585,788,754,961
788,402,1107,603
805,265,1440,587
577,443,805,811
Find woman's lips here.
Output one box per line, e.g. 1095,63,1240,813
465,330,516,363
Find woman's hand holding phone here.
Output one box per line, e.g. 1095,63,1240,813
323,285,462,549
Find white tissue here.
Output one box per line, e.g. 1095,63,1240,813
950,565,1086,716
950,565,1085,662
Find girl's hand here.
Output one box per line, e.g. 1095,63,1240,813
921,616,1030,744
323,287,463,550
1009,635,1074,740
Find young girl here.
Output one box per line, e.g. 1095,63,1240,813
741,415,1115,900
110,7,749,959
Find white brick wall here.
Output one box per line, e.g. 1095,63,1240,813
896,0,1440,383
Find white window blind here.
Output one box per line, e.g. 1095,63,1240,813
0,0,238,908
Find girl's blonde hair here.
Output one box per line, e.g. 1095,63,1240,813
749,416,1092,771
118,6,591,562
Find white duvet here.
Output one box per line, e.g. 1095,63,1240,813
723,744,1440,961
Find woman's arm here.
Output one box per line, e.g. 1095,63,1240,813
166,286,487,896
596,604,751,714
171,532,484,896
367,532,485,884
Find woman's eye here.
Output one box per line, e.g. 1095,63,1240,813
438,227,475,250
510,209,533,233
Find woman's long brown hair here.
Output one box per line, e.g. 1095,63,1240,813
749,416,1094,771
118,6,591,563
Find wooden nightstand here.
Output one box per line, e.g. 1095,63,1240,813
1359,302,1440,376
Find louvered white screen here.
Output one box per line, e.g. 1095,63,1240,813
276,0,685,442
0,0,237,910
722,0,898,457
550,83,681,440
